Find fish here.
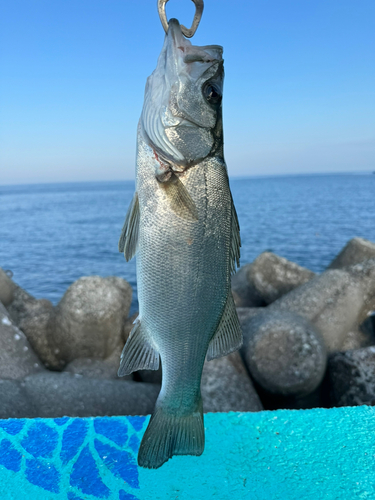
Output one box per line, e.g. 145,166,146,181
118,18,242,469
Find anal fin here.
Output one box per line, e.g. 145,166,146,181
118,318,159,376
118,192,140,262
206,291,243,361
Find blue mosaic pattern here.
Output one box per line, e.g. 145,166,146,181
0,416,146,499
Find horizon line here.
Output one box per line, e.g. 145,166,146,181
0,169,374,188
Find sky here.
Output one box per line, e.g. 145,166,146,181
0,0,374,184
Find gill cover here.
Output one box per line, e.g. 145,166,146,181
141,18,224,168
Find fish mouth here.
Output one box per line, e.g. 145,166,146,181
166,19,224,130
167,18,223,65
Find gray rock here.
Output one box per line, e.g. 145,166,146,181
348,260,375,315
24,372,160,417
64,357,119,379
268,261,375,352
240,310,327,398
0,268,15,307
327,346,375,407
135,366,163,384
250,252,315,304
64,342,132,381
201,351,263,412
0,379,36,418
231,263,263,307
49,276,132,366
341,312,375,351
5,282,35,325
236,307,262,323
0,302,44,380
252,381,328,411
328,237,375,270
5,280,62,369
105,341,132,379
231,252,314,307
341,329,370,352
362,312,375,342
3,279,63,368
17,298,63,370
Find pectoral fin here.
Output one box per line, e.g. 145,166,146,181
160,173,198,221
206,291,243,361
230,197,241,275
118,192,140,262
118,318,160,376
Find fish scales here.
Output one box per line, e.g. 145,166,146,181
118,19,242,468
138,135,232,402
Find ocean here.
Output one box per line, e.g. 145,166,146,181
1,173,374,315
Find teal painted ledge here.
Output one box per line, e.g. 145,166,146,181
0,407,374,500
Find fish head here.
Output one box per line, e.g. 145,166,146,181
141,18,224,171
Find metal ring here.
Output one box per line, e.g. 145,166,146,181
157,0,204,38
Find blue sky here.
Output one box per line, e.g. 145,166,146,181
1,0,374,184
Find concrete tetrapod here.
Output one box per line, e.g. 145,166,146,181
63,342,133,381
49,276,132,367
24,372,160,418
240,310,327,401
16,298,62,370
3,275,63,370
267,260,375,352
328,237,375,270
0,303,44,380
231,252,314,307
0,268,14,307
201,351,263,413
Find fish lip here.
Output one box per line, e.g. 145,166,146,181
167,18,223,62
167,18,187,47
166,22,224,129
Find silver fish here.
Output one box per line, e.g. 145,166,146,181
118,19,241,469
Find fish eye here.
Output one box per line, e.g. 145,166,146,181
202,83,222,105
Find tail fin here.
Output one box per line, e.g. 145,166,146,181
138,399,204,469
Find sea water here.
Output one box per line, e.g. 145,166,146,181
1,173,374,314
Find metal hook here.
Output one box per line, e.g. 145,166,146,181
157,0,204,38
